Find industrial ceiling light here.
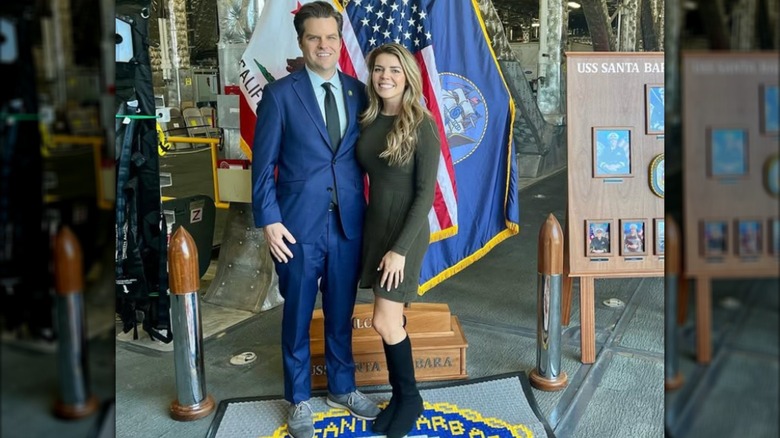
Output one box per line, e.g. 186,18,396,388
567,1,581,8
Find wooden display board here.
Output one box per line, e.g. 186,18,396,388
681,52,779,363
309,303,468,388
565,52,665,363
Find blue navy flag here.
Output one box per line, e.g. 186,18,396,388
417,0,519,292
339,0,519,293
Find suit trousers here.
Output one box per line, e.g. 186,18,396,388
275,209,361,403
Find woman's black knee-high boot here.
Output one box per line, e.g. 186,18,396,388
385,335,423,438
371,341,399,434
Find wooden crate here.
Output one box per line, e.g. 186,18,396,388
310,303,468,388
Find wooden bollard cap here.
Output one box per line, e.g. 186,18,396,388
54,226,83,296
665,214,680,275
168,227,200,295
538,213,563,275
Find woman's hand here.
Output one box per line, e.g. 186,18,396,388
378,251,406,291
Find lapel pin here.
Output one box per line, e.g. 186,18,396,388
348,90,353,96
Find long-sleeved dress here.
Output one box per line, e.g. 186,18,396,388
356,113,440,303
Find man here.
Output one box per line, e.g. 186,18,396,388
649,86,664,132
598,131,629,175
251,2,379,437
589,227,609,254
624,223,643,253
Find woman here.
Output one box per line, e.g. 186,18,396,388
356,43,440,438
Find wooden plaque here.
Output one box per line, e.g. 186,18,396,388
310,303,468,388
682,52,779,278
565,52,665,276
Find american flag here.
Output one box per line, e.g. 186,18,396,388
339,0,458,240
240,0,517,292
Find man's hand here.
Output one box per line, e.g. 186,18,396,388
378,251,406,291
263,222,296,263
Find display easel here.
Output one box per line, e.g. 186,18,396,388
681,52,779,363
563,52,665,363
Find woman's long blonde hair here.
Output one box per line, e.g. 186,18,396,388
360,43,431,166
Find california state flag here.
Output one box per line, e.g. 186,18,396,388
238,0,326,159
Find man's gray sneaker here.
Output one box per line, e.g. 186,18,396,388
287,401,314,438
326,390,380,420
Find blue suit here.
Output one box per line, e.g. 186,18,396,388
251,68,367,404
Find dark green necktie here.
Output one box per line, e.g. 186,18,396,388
322,82,341,151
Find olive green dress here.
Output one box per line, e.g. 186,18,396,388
356,114,440,302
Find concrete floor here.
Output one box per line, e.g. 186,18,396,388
2,156,778,437
110,168,671,438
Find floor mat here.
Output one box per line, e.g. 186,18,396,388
206,372,554,438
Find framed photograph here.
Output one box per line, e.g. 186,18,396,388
593,127,633,178
700,220,728,257
645,84,665,135
735,219,763,256
586,220,613,256
760,83,779,135
769,217,780,255
707,128,748,178
620,219,646,256
654,218,665,255
649,153,664,198
763,154,779,197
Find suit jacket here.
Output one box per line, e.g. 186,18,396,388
252,69,367,243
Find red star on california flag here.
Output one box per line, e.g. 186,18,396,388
291,2,302,15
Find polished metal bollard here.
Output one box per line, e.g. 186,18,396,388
53,226,99,419
529,214,568,391
665,215,684,390
168,226,215,421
